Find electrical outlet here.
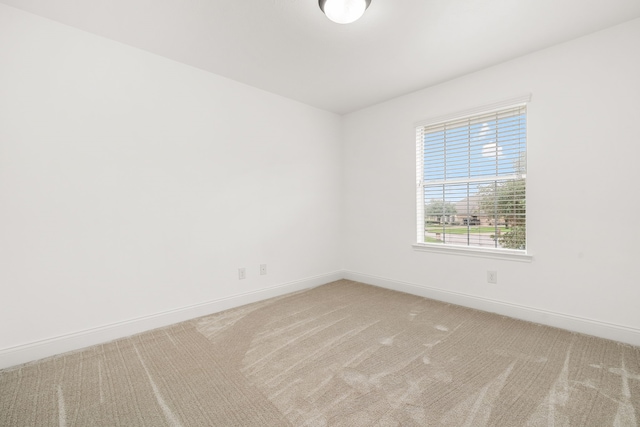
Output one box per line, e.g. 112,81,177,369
487,271,497,284
238,268,246,280
260,264,267,275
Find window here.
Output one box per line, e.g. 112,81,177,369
416,98,528,254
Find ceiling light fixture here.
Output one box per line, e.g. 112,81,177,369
319,0,371,24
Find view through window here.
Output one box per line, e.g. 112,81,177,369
416,103,527,251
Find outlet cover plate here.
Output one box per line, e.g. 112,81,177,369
487,271,497,284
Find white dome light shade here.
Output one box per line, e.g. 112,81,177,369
319,0,371,24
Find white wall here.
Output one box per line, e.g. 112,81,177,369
0,4,342,364
343,18,640,344
2,5,639,369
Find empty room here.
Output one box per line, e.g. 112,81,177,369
1,0,639,425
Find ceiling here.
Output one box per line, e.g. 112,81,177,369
2,0,640,114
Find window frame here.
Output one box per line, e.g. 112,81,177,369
413,95,533,262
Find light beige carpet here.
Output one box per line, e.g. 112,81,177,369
1,280,639,426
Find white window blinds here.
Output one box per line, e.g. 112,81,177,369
416,104,527,251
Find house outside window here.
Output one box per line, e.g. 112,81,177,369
416,97,529,253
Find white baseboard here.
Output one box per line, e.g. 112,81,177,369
0,271,343,370
4,270,637,370
344,271,640,347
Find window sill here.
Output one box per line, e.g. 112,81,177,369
412,243,533,262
